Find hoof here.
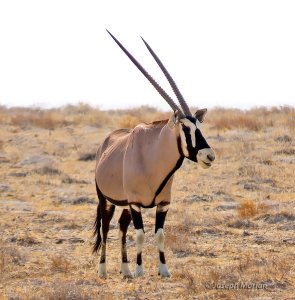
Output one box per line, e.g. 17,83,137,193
98,263,107,278
158,263,171,278
134,264,144,277
121,263,133,278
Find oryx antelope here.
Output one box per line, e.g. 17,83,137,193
93,30,215,278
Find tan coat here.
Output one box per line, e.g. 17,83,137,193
95,116,181,207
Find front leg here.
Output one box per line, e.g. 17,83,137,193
155,203,171,277
130,204,145,277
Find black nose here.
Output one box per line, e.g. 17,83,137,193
207,154,215,162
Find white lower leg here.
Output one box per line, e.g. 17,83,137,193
119,229,132,277
155,228,171,277
134,229,145,277
98,261,107,278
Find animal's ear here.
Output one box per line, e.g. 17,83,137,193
168,110,181,129
194,108,207,123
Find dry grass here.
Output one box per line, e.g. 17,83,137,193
50,255,72,273
0,104,295,299
207,106,294,131
1,104,294,131
238,200,269,219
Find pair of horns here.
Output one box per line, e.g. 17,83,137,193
106,30,192,118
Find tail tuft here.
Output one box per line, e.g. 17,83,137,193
92,203,102,253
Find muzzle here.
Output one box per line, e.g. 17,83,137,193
197,148,215,169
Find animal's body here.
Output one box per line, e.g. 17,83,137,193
96,120,181,207
93,31,216,278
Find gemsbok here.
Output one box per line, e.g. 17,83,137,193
93,30,215,278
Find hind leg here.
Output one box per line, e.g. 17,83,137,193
118,208,132,277
98,199,115,278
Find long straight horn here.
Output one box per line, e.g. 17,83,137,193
141,37,192,117
106,30,184,117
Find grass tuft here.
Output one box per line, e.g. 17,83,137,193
238,200,268,219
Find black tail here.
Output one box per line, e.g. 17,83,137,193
92,181,103,253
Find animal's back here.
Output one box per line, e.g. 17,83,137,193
95,128,131,201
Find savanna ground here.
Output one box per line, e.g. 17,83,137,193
0,104,294,300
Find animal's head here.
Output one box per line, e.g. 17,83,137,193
107,30,215,168
168,109,215,168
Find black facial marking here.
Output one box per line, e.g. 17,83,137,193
186,116,197,124
181,117,211,162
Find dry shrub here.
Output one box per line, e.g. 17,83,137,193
34,165,61,176
114,105,169,128
13,232,40,246
165,226,192,257
29,282,94,300
62,103,111,127
238,200,268,219
71,110,111,127
173,268,199,294
78,152,96,161
0,241,27,272
117,115,141,128
10,110,66,129
6,103,112,129
50,255,71,273
208,108,262,131
207,106,295,131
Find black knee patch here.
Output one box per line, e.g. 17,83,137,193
159,251,166,264
155,210,168,233
119,209,132,232
137,253,142,266
130,205,144,231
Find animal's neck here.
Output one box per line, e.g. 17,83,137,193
154,123,183,171
159,123,180,156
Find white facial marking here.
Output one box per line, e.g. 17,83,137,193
179,129,189,157
181,118,198,148
155,228,165,252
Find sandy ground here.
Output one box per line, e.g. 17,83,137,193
0,109,295,299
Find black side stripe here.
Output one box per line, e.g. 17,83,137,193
150,136,184,206
153,156,184,200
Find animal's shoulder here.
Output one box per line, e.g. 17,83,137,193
106,128,131,140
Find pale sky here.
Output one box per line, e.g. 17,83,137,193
0,0,294,110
